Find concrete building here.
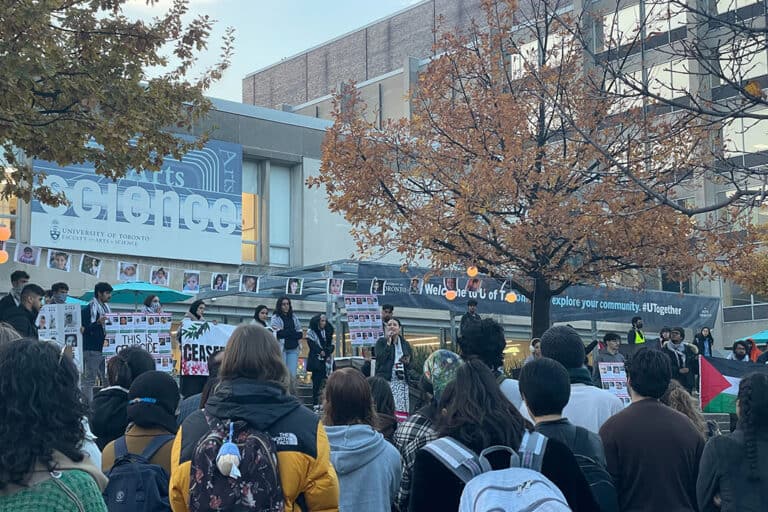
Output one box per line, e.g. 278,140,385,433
242,0,768,349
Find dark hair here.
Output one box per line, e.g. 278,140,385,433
20,283,45,301
200,377,219,409
519,358,571,417
660,326,671,335
540,325,585,370
51,282,69,293
188,300,205,319
631,316,642,326
117,346,156,382
670,326,685,339
467,299,478,306
458,318,506,370
309,313,335,340
323,368,376,427
253,305,269,326
603,332,621,343
143,294,158,308
107,356,133,388
737,372,768,481
214,274,226,284
437,359,529,453
367,376,395,416
94,282,113,295
626,348,671,399
381,304,394,312
531,338,541,348
274,296,294,318
0,340,88,489
208,349,224,379
733,340,749,352
10,270,29,283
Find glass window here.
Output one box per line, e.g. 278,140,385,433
269,164,292,266
241,160,261,263
722,280,752,307
717,0,761,14
648,60,690,100
722,109,768,157
720,36,768,83
603,5,640,48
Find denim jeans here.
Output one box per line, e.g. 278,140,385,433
283,348,299,378
82,350,105,402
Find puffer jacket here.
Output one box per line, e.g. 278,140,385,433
169,378,339,512
90,386,129,450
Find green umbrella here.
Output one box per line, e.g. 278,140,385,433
79,281,193,307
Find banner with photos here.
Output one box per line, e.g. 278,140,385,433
178,320,236,376
598,362,631,407
344,294,384,347
37,303,84,373
103,312,174,373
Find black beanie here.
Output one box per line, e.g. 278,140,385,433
540,325,586,370
128,371,180,434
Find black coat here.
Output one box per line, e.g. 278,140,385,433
535,418,607,467
4,305,38,339
374,335,413,383
90,386,129,450
663,342,699,392
0,293,18,321
306,325,334,375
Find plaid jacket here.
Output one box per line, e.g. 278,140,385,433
393,411,438,511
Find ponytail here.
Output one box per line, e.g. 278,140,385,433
107,355,132,389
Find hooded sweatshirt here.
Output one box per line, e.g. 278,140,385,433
325,424,401,512
90,386,129,451
170,378,339,512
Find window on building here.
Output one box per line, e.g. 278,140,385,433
717,0,761,14
648,59,691,100
722,109,768,158
661,271,692,294
720,36,768,84
603,5,641,48
241,159,261,263
269,164,292,266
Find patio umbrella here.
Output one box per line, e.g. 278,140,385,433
79,281,193,307
65,296,87,306
743,329,768,344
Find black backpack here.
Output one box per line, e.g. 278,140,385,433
103,434,175,512
573,429,619,512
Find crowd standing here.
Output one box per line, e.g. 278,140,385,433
0,272,767,512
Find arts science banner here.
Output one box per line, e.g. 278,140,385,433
30,139,243,264
356,263,719,329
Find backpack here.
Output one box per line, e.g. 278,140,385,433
103,434,175,512
424,431,571,512
189,412,284,512
572,429,619,512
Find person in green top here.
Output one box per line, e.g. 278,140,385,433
0,339,108,511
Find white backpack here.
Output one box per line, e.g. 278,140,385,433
423,431,571,512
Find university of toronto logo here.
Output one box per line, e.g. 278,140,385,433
49,220,61,241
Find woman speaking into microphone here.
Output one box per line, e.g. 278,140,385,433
374,318,413,421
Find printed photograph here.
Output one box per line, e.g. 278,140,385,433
211,273,230,291
118,261,139,282
150,267,170,286
328,278,344,296
47,250,72,271
14,245,41,266
240,275,259,292
409,277,422,294
80,254,102,277
182,270,201,293
370,279,386,295
443,277,458,291
465,277,483,292
286,278,303,295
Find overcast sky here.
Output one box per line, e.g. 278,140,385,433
126,0,423,102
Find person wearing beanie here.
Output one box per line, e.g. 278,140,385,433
101,371,180,475
533,325,623,433
393,349,462,512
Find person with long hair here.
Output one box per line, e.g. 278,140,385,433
409,359,597,512
179,300,209,397
142,294,163,314
374,317,413,420
693,327,715,358
253,304,274,333
367,376,398,443
307,313,335,405
170,324,339,511
0,339,108,510
697,372,768,512
270,296,303,378
661,380,720,439
323,368,401,511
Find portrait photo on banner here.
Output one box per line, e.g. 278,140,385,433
182,270,201,293
211,273,229,291
328,278,344,296
286,278,303,295
14,244,41,266
80,254,102,277
118,261,139,282
443,277,458,291
150,267,170,286
47,249,72,271
370,278,386,295
240,275,259,293
409,277,422,294
465,277,483,292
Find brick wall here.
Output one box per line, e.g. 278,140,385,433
242,0,485,109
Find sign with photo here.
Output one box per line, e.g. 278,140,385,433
344,294,383,347
14,244,41,265
178,320,236,376
37,304,83,373
104,312,173,373
30,139,244,264
598,362,631,407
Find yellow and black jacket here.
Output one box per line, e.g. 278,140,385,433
170,378,339,512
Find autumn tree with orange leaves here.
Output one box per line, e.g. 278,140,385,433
312,0,747,336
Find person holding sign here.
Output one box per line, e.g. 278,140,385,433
592,333,625,388
375,318,413,421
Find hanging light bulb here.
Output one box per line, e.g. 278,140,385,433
466,266,479,277
505,292,518,303
444,290,458,301
0,250,8,264
0,225,10,242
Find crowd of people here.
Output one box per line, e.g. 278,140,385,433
1,273,767,512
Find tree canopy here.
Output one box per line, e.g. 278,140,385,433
0,0,234,206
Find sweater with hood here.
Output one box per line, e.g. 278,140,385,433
325,424,401,512
170,378,339,512
90,386,129,451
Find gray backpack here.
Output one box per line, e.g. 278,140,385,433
423,431,571,512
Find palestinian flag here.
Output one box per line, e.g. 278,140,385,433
699,356,768,413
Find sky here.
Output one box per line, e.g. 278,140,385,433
125,0,424,102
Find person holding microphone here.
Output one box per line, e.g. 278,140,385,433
375,318,413,421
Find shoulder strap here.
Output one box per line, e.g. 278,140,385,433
517,431,548,473
140,434,177,461
114,436,129,459
422,437,483,483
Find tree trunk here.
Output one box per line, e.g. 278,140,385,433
530,276,552,338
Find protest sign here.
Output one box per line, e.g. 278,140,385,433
104,312,173,372
599,362,631,407
178,320,236,376
344,294,383,347
37,303,83,373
